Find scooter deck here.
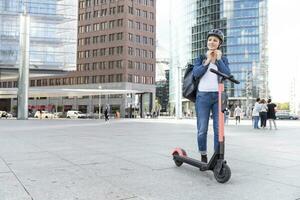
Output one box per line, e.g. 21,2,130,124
173,154,210,170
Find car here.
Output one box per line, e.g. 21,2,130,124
276,113,299,120
0,111,12,118
66,110,86,119
34,111,54,119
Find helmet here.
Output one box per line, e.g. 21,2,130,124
207,29,224,44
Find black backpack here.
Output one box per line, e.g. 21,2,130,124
182,63,200,102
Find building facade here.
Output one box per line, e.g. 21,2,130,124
0,0,156,118
0,0,77,71
170,0,268,117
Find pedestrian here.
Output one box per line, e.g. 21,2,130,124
267,98,277,130
192,29,231,163
252,98,261,129
224,108,230,125
234,106,242,125
104,107,109,122
259,99,268,129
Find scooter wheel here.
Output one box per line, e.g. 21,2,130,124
213,163,231,183
173,153,183,167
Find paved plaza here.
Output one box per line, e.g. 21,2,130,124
0,118,300,200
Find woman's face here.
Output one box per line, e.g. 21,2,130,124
207,36,220,50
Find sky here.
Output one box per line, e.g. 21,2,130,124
156,0,300,103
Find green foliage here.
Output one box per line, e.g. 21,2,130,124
276,102,289,110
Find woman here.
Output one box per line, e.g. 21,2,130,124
267,98,277,130
252,98,261,129
259,99,268,129
192,29,231,163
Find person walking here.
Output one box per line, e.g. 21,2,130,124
192,29,231,163
104,107,109,122
224,108,230,125
234,106,242,125
259,99,268,129
267,98,277,130
252,98,261,129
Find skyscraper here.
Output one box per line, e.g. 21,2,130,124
170,0,268,116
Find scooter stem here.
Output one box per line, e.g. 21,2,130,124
218,83,225,143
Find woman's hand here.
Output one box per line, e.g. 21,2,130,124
215,50,222,60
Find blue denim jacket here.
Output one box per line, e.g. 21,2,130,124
192,55,231,80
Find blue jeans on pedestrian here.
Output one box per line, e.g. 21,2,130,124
253,116,259,129
195,91,219,154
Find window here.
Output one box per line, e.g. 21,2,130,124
117,5,124,13
135,48,141,57
128,33,133,41
93,36,99,44
136,35,140,43
128,47,134,55
99,48,106,56
98,75,106,83
109,7,116,15
101,9,107,16
100,22,107,30
136,22,141,30
108,61,114,69
116,60,123,68
134,75,139,83
128,60,133,68
109,33,115,41
109,47,115,55
128,74,133,82
143,10,147,18
85,12,91,20
116,46,123,54
93,49,98,57
30,80,35,87
100,35,106,43
128,6,133,14
108,75,114,82
149,51,154,58
93,23,100,31
149,25,154,32
150,12,154,20
117,19,123,27
149,64,154,71
128,20,134,28
85,25,92,32
116,74,122,82
143,23,147,31
149,37,154,45
142,63,147,71
136,9,141,16
108,20,115,29
143,36,147,44
135,62,141,70
116,32,123,40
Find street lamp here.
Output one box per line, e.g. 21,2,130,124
98,85,102,119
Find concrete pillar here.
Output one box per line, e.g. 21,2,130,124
17,12,30,120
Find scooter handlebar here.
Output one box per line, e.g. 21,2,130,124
209,68,240,84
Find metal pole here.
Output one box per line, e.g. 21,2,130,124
176,63,182,119
17,10,30,120
98,86,101,119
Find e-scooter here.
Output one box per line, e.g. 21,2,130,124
172,68,240,183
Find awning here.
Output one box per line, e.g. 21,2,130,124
0,88,142,98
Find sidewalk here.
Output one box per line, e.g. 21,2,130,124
0,119,300,200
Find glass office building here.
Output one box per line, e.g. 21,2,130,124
170,0,268,116
169,0,197,117
0,0,77,71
